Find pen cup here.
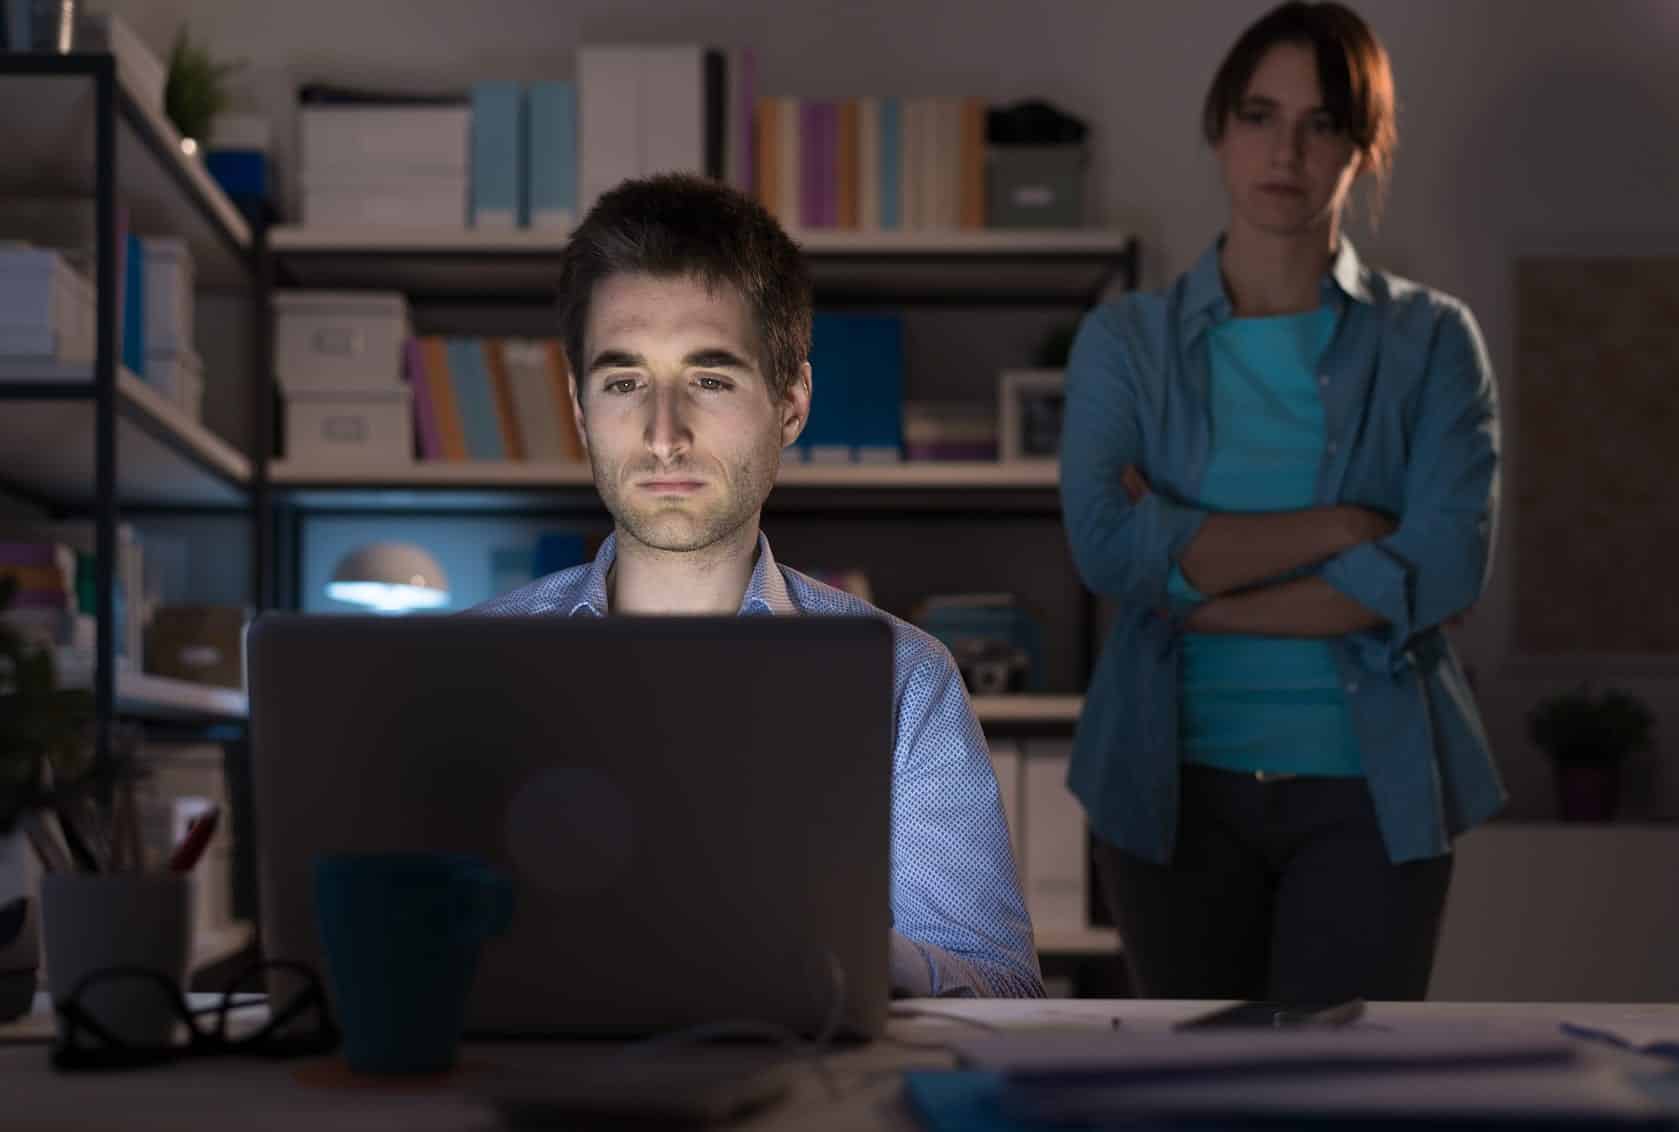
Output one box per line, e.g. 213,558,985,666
314,852,513,1075
40,872,192,1047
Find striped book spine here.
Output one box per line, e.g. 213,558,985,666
422,337,469,461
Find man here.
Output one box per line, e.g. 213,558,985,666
476,173,1043,998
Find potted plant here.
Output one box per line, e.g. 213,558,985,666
163,26,243,150
0,574,113,1021
1528,684,1655,822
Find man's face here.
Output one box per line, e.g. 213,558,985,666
572,272,810,555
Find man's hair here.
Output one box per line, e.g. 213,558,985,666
1202,1,1397,222
558,173,813,402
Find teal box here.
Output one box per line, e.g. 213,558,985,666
471,81,524,228
526,81,577,231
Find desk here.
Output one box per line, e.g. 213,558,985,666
6,999,1679,1130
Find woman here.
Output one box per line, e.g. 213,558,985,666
1060,1,1503,1003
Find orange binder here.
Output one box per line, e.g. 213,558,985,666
422,337,468,461
482,339,525,460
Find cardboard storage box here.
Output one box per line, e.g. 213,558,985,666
274,290,410,390
285,387,413,465
144,348,205,421
985,146,1086,229
146,605,248,689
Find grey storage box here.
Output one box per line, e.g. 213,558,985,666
986,146,1086,229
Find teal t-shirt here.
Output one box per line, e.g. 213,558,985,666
1169,305,1363,777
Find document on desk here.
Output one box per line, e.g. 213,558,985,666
947,1029,1671,1124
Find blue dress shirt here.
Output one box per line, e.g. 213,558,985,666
1060,238,1506,865
474,531,1045,998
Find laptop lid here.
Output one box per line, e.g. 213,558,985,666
247,613,893,1039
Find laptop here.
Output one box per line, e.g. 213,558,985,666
246,613,893,1039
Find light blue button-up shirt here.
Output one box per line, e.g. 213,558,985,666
1060,238,1505,864
474,531,1044,997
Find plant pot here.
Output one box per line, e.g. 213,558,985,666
1555,763,1621,822
1,831,39,1023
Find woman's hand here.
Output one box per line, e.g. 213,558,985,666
1122,465,1151,504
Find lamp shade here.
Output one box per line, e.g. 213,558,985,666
326,543,450,613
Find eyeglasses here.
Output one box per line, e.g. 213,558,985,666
52,958,341,1071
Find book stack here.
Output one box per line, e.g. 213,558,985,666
576,46,756,217
794,312,903,463
903,401,999,462
300,96,471,228
0,522,145,668
0,245,95,369
754,96,987,231
408,338,584,463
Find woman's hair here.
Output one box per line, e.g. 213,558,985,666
1202,1,1397,221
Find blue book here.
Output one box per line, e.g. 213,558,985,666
445,338,505,460
879,97,902,231
807,312,904,461
121,232,145,375
526,80,577,231
470,81,523,229
5,0,32,50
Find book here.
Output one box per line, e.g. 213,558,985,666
799,100,823,230
420,337,468,461
405,338,441,460
727,48,756,194
545,341,585,461
838,100,859,229
754,96,782,222
880,96,903,230
526,81,578,230
469,81,523,229
641,46,708,178
577,47,642,216
857,97,881,230
445,337,504,460
703,49,726,181
481,339,525,460
502,339,566,461
777,96,802,231
961,97,986,229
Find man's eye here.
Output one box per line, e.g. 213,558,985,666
696,376,731,392
1236,108,1269,125
604,378,638,394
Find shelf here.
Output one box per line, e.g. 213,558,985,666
971,695,1083,726
56,651,249,722
270,225,1135,303
1035,927,1122,956
267,459,1059,512
0,363,250,508
0,54,251,287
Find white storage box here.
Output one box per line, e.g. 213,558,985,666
0,247,95,365
301,106,470,180
285,388,414,465
144,348,205,421
301,181,468,228
274,290,410,390
143,237,194,354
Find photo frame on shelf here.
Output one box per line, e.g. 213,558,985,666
997,369,1065,464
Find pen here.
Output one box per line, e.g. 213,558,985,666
169,807,220,872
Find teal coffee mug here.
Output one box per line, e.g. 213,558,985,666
313,853,512,1074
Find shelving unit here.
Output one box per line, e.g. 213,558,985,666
270,225,1136,305
0,54,267,762
4,53,1127,968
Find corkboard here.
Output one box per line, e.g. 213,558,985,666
1514,257,1679,654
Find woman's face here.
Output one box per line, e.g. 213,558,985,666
1216,42,1364,239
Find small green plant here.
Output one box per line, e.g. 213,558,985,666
1528,684,1654,769
163,26,243,145
0,576,111,837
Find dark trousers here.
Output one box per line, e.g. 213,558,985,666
1094,765,1453,1003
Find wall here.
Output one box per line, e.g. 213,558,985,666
107,0,1679,816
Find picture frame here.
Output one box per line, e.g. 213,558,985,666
997,369,1066,464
